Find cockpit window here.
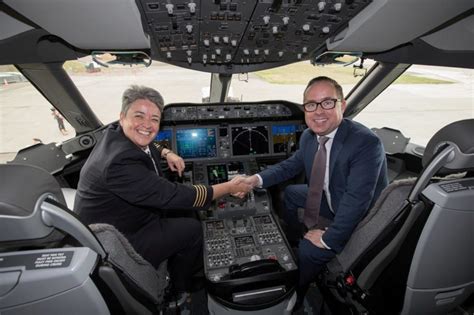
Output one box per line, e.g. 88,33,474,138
354,65,474,146
0,65,73,163
1,60,472,164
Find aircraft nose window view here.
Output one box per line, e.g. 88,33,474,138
0,1,473,315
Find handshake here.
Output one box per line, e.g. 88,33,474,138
227,175,260,198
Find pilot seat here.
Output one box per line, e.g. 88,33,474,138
0,164,168,314
317,119,474,314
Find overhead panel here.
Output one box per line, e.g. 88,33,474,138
138,0,372,73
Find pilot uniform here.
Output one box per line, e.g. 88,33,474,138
75,123,212,292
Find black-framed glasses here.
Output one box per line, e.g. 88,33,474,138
302,99,340,112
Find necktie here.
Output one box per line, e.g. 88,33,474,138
304,136,329,229
146,151,159,175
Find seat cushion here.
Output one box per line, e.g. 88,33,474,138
89,223,168,303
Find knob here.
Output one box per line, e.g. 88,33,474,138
165,3,174,15
334,2,342,11
186,24,193,33
282,16,289,25
223,36,229,44
263,15,270,25
318,1,326,11
188,2,196,13
322,26,330,33
302,24,310,32
204,39,210,47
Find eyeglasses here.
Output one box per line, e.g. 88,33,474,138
302,99,340,112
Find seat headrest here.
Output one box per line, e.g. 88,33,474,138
422,119,474,174
0,164,66,217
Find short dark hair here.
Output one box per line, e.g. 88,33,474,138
121,85,164,114
304,76,344,100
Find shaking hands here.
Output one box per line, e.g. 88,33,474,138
228,175,260,198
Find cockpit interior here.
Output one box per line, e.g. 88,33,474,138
0,0,473,314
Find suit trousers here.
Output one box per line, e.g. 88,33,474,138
283,184,336,286
128,216,203,292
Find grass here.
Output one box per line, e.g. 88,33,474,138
0,65,19,72
393,75,453,84
255,61,454,85
63,60,88,73
2,61,455,85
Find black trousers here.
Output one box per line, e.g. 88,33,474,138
129,216,203,292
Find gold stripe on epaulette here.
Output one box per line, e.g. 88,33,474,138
193,185,207,207
152,141,161,150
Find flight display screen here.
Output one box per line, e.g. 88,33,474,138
155,129,173,149
207,164,228,185
176,128,217,159
272,124,297,153
231,126,269,156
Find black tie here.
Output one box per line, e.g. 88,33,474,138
146,150,159,175
304,136,329,229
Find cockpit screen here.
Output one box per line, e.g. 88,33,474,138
176,128,217,159
155,129,173,149
231,126,269,156
272,125,297,153
207,164,228,185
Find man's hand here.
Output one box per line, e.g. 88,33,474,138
165,152,185,177
227,175,253,198
230,175,259,198
304,229,326,249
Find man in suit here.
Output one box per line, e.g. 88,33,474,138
75,85,251,294
238,76,388,298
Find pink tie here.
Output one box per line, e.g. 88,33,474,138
304,136,329,229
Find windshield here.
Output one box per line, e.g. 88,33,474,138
0,60,472,163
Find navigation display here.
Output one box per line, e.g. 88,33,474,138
176,128,217,159
272,124,297,154
155,129,173,149
231,126,269,156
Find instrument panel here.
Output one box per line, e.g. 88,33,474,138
156,121,305,161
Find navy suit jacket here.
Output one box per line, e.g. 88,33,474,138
259,119,388,253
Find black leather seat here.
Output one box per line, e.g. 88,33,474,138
317,119,474,315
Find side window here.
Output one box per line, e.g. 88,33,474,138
354,65,473,147
0,65,73,163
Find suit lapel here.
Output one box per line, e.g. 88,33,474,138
329,119,349,179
